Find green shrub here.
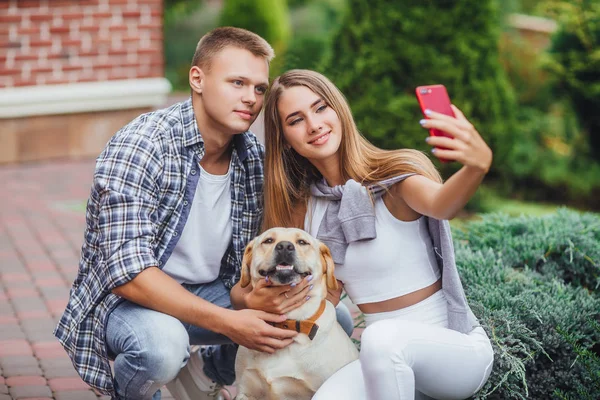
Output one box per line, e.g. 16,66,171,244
164,0,204,25
287,0,310,7
554,319,600,400
454,209,600,294
497,103,600,205
518,0,550,15
324,0,518,178
491,1,600,205
499,31,554,111
220,0,292,75
281,0,347,72
542,0,600,160
281,34,329,71
453,209,600,398
164,3,221,91
466,265,600,399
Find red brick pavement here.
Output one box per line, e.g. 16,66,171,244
0,159,111,399
0,159,175,400
0,159,364,400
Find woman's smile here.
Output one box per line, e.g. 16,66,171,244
308,131,331,145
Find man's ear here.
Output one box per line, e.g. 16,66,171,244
320,243,338,290
240,239,255,288
189,65,205,95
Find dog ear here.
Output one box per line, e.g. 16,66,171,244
320,243,338,290
240,239,255,288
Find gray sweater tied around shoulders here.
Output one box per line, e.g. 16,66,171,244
310,173,479,334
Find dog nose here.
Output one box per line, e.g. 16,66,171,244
275,241,296,254
275,241,295,253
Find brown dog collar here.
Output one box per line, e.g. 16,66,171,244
271,300,326,340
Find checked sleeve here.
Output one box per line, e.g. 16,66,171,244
93,131,164,291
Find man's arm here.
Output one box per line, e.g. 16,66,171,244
113,267,231,330
112,267,298,353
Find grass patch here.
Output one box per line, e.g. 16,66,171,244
480,196,560,217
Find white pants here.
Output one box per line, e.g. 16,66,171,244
313,291,494,400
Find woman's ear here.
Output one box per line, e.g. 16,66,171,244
240,239,255,288
189,66,204,95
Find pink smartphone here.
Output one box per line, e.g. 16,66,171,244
415,84,455,162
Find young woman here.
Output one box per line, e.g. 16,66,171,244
262,69,494,400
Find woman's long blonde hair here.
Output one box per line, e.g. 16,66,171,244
263,69,441,230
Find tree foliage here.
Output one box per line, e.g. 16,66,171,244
324,0,518,179
542,0,600,159
164,0,204,25
220,0,291,74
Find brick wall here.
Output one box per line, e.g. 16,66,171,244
0,0,164,88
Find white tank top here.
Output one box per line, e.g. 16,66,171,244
305,196,441,304
163,164,232,284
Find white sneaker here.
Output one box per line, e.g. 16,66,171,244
166,346,227,400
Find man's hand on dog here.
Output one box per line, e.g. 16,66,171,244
245,275,314,315
221,309,298,353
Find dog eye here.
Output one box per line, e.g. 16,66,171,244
297,239,308,245
262,238,274,244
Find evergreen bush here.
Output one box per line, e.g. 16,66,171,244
164,2,220,91
220,0,291,75
324,0,518,178
453,209,600,398
493,1,600,206
454,208,600,293
281,0,347,72
164,0,204,24
542,0,600,160
554,319,600,400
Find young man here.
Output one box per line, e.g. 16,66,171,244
54,27,353,400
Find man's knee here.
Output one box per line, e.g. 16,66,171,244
140,323,190,382
108,307,191,384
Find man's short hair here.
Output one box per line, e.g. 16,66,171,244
191,26,275,70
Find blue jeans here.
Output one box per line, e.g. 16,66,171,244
105,279,354,400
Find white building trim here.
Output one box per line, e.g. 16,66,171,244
0,78,172,118
509,13,557,34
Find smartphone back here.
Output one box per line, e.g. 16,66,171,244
415,85,454,138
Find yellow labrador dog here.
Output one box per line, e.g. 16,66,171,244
235,228,359,400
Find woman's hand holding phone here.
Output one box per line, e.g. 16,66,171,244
420,105,493,173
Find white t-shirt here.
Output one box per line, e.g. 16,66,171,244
162,164,232,284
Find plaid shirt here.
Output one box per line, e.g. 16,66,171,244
54,99,264,396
